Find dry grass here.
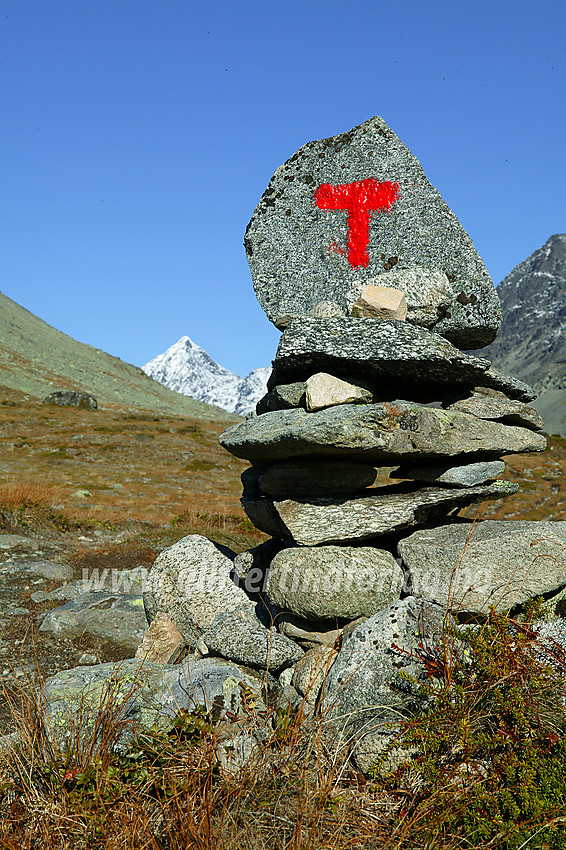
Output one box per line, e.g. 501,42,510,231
0,387,248,527
0,655,392,850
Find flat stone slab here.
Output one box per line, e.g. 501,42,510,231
447,389,544,430
220,402,547,466
245,116,500,349
39,592,147,653
391,459,506,488
242,481,518,546
267,545,403,619
270,317,491,399
268,317,533,402
398,520,566,614
257,459,379,498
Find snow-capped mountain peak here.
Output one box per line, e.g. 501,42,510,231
142,336,270,415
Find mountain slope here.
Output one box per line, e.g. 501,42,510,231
475,234,566,434
142,336,270,415
0,291,232,420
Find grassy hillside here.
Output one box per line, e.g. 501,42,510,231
0,290,234,419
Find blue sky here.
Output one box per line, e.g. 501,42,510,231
1,0,564,377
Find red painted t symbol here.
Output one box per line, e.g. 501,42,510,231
314,178,399,268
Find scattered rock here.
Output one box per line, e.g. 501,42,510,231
23,559,73,581
267,545,403,619
0,534,39,553
39,592,148,654
43,390,98,409
305,372,373,411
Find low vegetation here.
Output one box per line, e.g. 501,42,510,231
2,390,566,846
0,600,565,848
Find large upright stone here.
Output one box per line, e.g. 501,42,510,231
268,318,534,402
244,116,501,349
143,535,251,641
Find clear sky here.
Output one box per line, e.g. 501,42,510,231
1,0,564,377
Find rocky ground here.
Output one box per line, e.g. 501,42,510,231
0,386,264,733
1,383,565,735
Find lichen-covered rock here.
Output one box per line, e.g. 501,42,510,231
323,597,446,736
143,535,251,641
39,592,147,654
398,520,566,614
41,656,267,754
245,116,501,349
203,605,303,673
220,402,546,466
267,545,403,619
243,481,518,545
270,317,495,400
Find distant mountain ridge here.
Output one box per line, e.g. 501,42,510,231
0,291,231,420
475,234,566,435
142,336,270,415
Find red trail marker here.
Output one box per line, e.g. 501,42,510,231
315,178,399,268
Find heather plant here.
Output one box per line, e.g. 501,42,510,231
375,598,566,849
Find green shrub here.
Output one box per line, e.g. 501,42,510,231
376,601,566,848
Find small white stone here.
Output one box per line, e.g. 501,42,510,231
305,372,372,412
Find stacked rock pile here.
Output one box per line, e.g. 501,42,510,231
140,118,566,767
220,115,548,629
38,118,566,775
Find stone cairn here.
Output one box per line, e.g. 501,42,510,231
39,118,566,771
141,117,566,771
